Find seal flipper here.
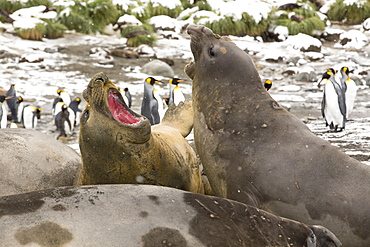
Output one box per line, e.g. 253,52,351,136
161,100,193,138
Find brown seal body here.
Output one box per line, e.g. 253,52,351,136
185,24,370,246
78,72,204,194
0,128,81,197
0,184,341,246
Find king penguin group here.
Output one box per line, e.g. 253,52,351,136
0,73,187,142
140,76,186,125
0,84,42,129
318,66,357,132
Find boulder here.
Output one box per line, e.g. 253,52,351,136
0,129,81,196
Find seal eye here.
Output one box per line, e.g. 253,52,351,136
209,45,215,57
81,110,89,124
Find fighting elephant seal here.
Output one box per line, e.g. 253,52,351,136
185,24,370,246
0,128,81,197
0,184,341,246
78,72,205,194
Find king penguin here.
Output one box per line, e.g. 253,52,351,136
339,66,357,117
123,88,132,108
141,77,162,125
69,97,82,127
264,79,272,91
0,95,9,128
6,84,18,123
168,78,185,106
55,104,72,139
59,89,71,107
16,96,24,123
318,70,346,132
21,105,42,129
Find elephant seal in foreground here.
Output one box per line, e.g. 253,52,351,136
0,128,81,197
0,184,341,246
185,24,370,246
78,72,205,194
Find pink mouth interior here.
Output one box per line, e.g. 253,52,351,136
108,91,141,125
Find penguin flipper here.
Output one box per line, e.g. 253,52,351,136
161,100,193,138
321,92,326,120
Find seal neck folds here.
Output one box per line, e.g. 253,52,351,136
108,89,142,125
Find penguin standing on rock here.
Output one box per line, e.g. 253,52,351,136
168,78,185,106
339,66,357,117
6,84,18,122
141,77,162,125
318,70,346,132
21,105,42,129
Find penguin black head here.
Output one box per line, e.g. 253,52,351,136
264,79,272,91
76,97,81,102
0,95,6,103
341,67,350,76
124,88,129,92
36,107,42,119
169,78,184,85
323,71,333,79
10,84,15,88
57,89,62,95
17,96,23,103
327,68,336,74
318,71,332,88
145,77,161,86
61,104,68,111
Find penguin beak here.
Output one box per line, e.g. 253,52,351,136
154,80,161,84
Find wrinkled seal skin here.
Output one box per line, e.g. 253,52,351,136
78,72,204,194
0,184,340,246
185,24,370,246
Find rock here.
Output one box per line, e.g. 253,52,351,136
110,49,139,58
19,53,44,63
320,28,344,42
304,52,324,61
124,30,150,39
295,67,317,82
141,59,174,77
336,30,368,49
284,33,322,52
0,129,81,197
134,44,156,57
362,17,370,31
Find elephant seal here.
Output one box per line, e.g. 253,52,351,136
0,184,341,246
78,72,205,194
185,24,370,246
0,128,81,197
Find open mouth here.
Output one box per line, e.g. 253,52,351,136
108,89,142,125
